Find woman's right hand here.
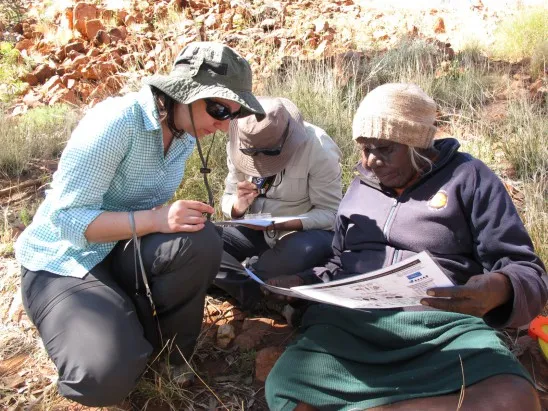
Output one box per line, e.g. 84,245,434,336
231,180,259,218
153,200,214,233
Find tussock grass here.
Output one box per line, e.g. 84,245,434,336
0,104,80,178
500,99,548,181
365,39,493,111
263,58,362,191
531,40,547,79
522,176,548,263
492,6,548,63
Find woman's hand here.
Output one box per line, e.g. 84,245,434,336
261,274,305,303
421,272,513,317
153,200,214,233
232,181,259,218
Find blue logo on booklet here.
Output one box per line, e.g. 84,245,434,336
406,271,422,281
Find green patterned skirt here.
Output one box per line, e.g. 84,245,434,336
265,304,531,411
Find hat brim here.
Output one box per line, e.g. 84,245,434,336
144,73,265,121
229,99,307,177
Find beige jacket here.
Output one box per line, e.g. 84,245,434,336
221,122,343,244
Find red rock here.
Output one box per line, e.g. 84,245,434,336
70,54,91,69
64,41,85,56
73,2,99,37
116,10,128,25
13,22,23,34
134,11,144,24
87,47,101,57
255,347,284,382
62,71,83,81
109,27,126,42
124,15,136,26
20,73,39,86
81,61,117,80
15,39,33,51
95,30,111,45
85,19,105,41
433,17,445,34
61,8,74,30
101,9,116,21
42,75,62,92
50,88,79,106
33,63,56,84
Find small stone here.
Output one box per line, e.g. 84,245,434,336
216,323,236,348
433,17,445,34
255,347,284,382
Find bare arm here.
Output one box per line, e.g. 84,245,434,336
84,200,215,243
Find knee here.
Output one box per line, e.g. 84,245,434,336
192,221,223,261
57,340,150,406
171,221,222,269
469,374,540,411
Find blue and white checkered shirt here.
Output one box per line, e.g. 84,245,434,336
15,86,196,278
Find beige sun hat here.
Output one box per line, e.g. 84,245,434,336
229,97,307,177
144,42,265,120
352,83,437,148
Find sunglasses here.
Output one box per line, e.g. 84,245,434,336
204,98,241,121
239,123,290,157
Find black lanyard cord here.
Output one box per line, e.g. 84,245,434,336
188,104,215,220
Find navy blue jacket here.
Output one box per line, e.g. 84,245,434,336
300,138,546,328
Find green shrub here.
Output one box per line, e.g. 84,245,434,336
0,0,25,24
0,42,28,102
492,6,548,62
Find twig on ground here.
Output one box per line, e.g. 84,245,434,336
456,354,466,410
0,179,43,197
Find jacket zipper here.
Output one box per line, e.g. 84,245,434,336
383,198,398,242
392,249,400,265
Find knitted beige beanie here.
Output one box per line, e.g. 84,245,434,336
352,83,437,148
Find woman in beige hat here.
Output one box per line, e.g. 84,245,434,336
265,83,546,410
215,96,342,312
15,42,264,406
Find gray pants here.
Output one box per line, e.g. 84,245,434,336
20,222,222,407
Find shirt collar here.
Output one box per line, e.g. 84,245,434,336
137,85,161,131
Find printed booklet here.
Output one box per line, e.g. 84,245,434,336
217,216,302,228
246,251,455,309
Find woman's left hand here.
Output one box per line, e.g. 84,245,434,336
420,272,513,317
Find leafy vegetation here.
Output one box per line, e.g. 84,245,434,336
492,6,548,66
0,0,26,24
0,42,29,103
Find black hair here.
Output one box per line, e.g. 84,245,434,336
149,86,185,139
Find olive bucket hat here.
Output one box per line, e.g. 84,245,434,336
144,42,265,120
